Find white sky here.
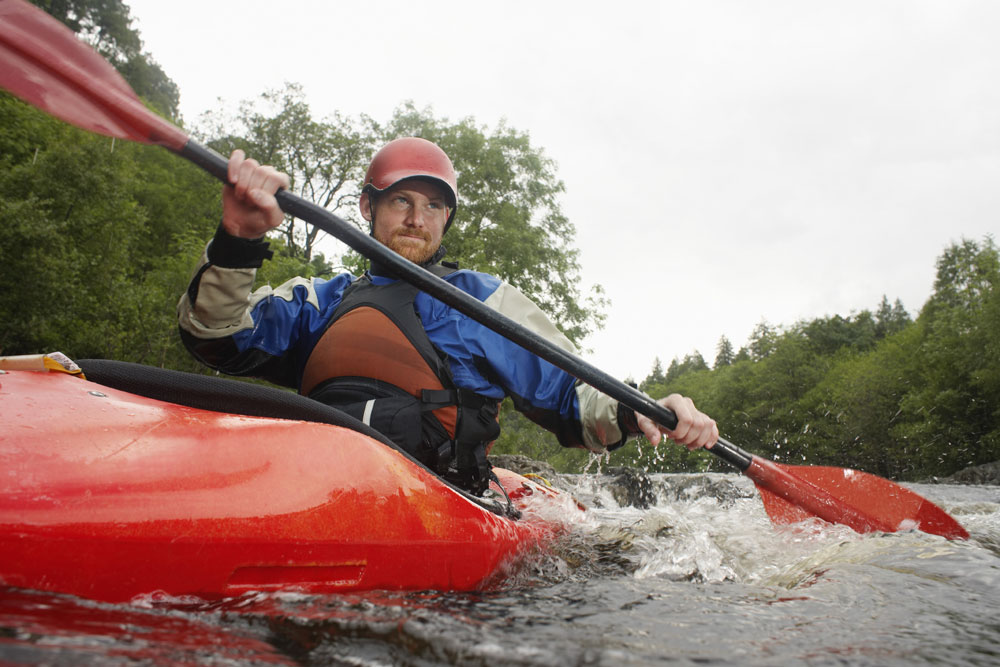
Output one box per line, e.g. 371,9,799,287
127,0,999,381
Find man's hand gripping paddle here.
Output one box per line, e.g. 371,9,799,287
0,0,968,540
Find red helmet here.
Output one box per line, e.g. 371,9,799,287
362,137,458,230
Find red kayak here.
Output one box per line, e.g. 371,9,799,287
0,357,566,602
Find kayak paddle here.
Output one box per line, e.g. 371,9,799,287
0,0,969,540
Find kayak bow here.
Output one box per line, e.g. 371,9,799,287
0,364,564,602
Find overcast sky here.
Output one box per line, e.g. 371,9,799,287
127,0,999,381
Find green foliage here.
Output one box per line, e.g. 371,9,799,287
640,357,665,392
490,401,591,473
31,0,140,63
201,83,376,265
799,325,919,477
29,0,179,118
0,94,218,367
747,319,778,360
0,1,200,369
625,238,999,480
666,352,709,383
875,295,911,338
888,237,1000,477
714,336,734,368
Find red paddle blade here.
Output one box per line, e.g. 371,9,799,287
0,0,188,149
748,458,969,540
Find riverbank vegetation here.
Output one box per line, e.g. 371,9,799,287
495,238,1000,482
2,1,997,482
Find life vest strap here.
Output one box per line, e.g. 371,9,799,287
420,388,455,409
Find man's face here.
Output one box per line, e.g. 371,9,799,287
362,179,450,264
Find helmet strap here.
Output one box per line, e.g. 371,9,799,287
365,191,377,235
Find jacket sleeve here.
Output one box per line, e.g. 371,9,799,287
177,226,344,388
418,276,624,453
482,281,631,452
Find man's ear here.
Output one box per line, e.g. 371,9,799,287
359,192,373,222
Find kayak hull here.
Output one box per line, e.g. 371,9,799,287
0,369,558,602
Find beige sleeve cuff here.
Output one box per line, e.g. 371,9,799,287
576,383,625,452
177,243,258,339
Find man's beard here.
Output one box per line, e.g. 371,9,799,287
377,228,440,264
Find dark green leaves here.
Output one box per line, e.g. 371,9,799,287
624,238,999,480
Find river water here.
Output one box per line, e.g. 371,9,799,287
1,472,998,666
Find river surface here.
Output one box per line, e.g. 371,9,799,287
1,472,998,666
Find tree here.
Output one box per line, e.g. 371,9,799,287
800,311,877,355
747,319,777,360
0,97,144,358
929,237,998,309
714,335,734,368
874,295,911,339
661,352,708,384
31,0,140,64
799,326,920,477
892,237,1000,475
0,6,205,367
0,93,219,367
641,357,665,392
30,0,179,118
201,84,375,266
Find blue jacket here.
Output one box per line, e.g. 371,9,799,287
178,228,628,451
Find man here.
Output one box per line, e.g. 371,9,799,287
178,138,718,494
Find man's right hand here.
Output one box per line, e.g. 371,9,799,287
221,149,291,239
635,394,719,451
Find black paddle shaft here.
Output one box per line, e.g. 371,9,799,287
180,140,754,472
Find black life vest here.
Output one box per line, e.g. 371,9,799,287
299,265,501,495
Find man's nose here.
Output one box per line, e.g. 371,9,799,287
406,204,427,227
